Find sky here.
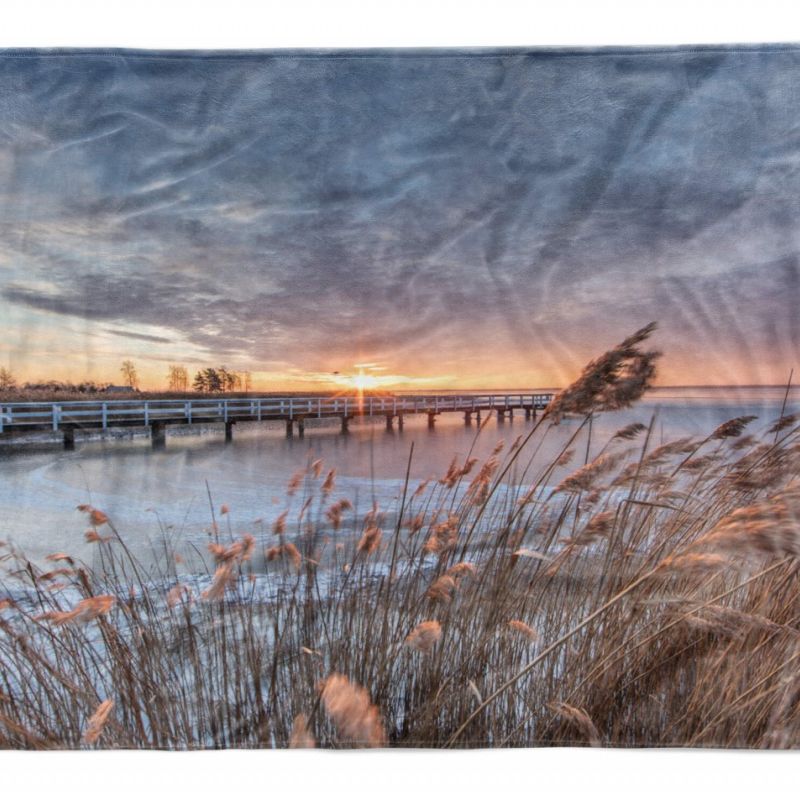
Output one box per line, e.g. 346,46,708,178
0,47,798,390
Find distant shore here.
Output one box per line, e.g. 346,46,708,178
2,384,797,404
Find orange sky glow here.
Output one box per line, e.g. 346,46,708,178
1,303,793,392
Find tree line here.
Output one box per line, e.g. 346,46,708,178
0,363,254,394
126,361,252,393
188,366,252,393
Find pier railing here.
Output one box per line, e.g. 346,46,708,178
0,393,553,433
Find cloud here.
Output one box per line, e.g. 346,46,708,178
104,328,173,344
0,48,799,385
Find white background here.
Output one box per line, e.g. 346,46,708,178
2,1,800,797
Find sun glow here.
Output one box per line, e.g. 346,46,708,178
320,363,448,393
351,371,378,391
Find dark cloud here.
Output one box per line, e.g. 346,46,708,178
1,47,799,383
104,328,173,344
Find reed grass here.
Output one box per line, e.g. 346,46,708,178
1,324,799,749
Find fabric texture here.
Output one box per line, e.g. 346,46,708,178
0,46,798,749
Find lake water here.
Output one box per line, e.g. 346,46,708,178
1,386,797,566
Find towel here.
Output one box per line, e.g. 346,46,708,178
0,46,798,749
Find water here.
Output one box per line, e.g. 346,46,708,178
1,387,796,565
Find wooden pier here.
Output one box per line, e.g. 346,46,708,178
0,393,553,450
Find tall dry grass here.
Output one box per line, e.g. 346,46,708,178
1,323,799,749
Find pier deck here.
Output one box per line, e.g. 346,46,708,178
0,393,554,449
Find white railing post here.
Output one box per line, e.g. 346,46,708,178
102,403,108,429
289,398,293,419
144,402,149,425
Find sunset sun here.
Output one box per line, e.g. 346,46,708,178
351,371,378,391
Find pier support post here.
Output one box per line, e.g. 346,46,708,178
397,414,404,431
497,410,506,422
525,407,532,420
297,418,305,438
151,422,166,450
385,414,394,431
340,415,350,434
63,427,75,451
225,421,235,443
285,419,294,438
427,412,436,430
464,411,472,426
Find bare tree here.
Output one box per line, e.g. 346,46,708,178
0,367,17,391
120,360,139,389
167,364,189,392
243,371,252,392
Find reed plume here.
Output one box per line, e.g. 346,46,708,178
289,714,316,748
319,674,386,747
698,487,800,558
82,699,114,745
405,621,442,653
547,322,660,422
36,595,116,625
507,620,538,641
